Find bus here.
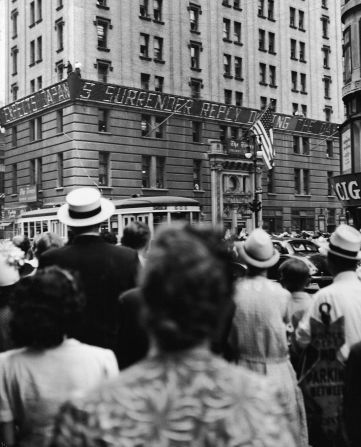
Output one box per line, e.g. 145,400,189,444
17,196,201,241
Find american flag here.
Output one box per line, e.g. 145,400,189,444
249,107,274,169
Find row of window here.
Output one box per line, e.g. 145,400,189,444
140,34,164,61
11,110,63,147
267,168,335,196
223,19,242,44
9,154,203,193
139,0,163,23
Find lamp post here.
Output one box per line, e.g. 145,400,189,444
245,136,262,229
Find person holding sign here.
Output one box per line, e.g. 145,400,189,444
296,224,361,361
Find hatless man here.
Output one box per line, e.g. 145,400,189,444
39,187,139,351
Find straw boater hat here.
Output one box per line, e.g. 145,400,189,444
237,228,279,268
319,224,361,260
57,187,115,227
0,241,24,287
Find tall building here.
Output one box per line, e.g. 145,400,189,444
0,0,343,236
333,0,361,228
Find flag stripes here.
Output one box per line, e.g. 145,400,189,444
249,107,274,170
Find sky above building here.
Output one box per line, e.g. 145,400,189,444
0,0,5,107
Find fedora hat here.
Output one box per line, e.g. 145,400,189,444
57,187,115,227
236,228,279,268
319,224,361,260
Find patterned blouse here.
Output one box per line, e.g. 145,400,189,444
51,347,298,447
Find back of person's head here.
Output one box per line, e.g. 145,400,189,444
327,252,359,275
140,223,235,352
33,232,64,258
121,221,151,250
100,230,118,244
13,235,31,255
279,258,310,292
10,266,85,349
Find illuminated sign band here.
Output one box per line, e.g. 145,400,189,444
0,78,339,138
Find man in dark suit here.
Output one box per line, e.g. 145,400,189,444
39,187,139,351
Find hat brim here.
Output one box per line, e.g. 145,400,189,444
237,243,280,268
57,197,115,227
319,244,361,260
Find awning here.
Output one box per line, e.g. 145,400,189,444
0,222,12,228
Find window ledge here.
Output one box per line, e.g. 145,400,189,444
190,29,201,35
153,19,164,25
56,5,64,11
99,186,113,190
259,81,268,86
291,57,298,61
258,14,267,19
299,28,306,32
97,131,112,135
291,88,299,93
139,15,152,21
55,187,64,191
154,59,165,64
323,65,330,70
259,48,267,53
300,91,308,95
36,59,43,64
12,72,18,76
193,189,205,193
11,194,18,197
56,47,64,53
142,187,169,192
235,76,244,81
29,23,35,28
269,51,277,55
191,67,202,72
233,41,243,46
139,55,152,61
324,96,331,100
222,3,232,8
268,17,276,22
97,47,110,52
97,4,110,10
12,34,18,39
36,18,42,24
224,74,233,79
300,59,306,63
29,62,35,67
290,24,297,29
223,38,233,43
267,193,277,196
233,7,242,11
294,194,311,198
327,195,335,199
269,84,278,89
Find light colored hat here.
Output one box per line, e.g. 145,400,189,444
319,224,361,260
57,187,115,227
236,228,280,268
0,240,24,287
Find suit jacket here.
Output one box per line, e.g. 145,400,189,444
344,341,361,447
39,235,139,351
116,287,149,370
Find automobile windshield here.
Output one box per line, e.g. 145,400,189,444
289,241,319,253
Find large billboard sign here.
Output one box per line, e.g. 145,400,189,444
0,78,339,138
341,126,352,174
332,173,361,206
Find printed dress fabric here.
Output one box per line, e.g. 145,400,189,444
51,347,297,447
229,276,309,447
0,338,119,447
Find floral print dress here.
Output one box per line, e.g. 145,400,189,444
51,347,298,447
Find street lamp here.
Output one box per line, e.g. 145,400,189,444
245,136,262,228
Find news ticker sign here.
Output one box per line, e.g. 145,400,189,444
0,77,339,138
332,173,361,206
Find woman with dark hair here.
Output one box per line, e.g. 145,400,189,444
0,266,118,447
51,223,297,447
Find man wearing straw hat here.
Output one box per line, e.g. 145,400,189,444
296,224,361,361
39,187,139,351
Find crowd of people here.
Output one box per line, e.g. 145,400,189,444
0,186,361,446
